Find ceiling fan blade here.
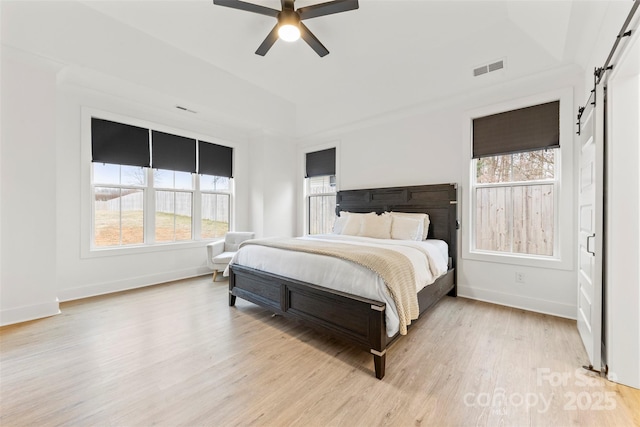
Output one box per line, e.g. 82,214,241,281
213,0,279,17
299,22,329,57
255,25,280,56
298,0,358,20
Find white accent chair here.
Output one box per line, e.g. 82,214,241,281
206,232,255,281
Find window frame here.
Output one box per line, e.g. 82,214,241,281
81,108,235,258
306,175,337,235
461,89,574,270
471,149,560,257
199,174,232,241
302,143,339,236
92,164,148,248
153,189,194,243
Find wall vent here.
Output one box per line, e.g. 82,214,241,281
473,59,505,77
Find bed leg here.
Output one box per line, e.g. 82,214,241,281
371,348,386,379
373,353,386,379
229,269,236,306
448,270,457,297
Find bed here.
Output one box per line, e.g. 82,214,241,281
228,183,458,379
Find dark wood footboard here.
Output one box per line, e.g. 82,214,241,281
229,264,455,379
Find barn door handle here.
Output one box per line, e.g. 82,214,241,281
587,234,596,256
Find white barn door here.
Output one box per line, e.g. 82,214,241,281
577,85,604,370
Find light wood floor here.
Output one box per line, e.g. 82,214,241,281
1,276,639,426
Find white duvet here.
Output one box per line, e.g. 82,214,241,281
227,234,449,337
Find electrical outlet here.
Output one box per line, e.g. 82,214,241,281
515,272,525,283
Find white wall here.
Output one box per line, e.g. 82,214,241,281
1,50,61,324
336,108,461,190
248,131,297,238
297,66,584,319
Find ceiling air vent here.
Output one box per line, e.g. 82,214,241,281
176,105,197,113
473,65,488,77
473,59,505,77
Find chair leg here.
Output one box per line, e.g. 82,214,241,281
213,270,218,282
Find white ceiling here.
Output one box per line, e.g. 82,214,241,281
3,0,632,136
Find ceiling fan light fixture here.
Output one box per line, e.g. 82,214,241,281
277,10,301,42
278,23,300,42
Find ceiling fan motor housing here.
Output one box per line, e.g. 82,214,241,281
278,9,301,28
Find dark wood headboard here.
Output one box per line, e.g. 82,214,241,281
336,183,458,269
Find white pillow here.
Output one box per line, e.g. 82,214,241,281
388,212,430,240
333,216,348,234
340,212,375,236
390,216,424,241
358,214,392,239
341,215,362,235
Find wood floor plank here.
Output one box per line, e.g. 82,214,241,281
1,275,639,426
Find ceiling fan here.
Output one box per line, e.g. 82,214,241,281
212,0,359,57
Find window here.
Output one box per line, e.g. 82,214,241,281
90,117,233,248
307,175,336,234
200,174,231,239
473,149,557,256
154,170,193,243
199,140,232,239
305,147,336,235
471,101,560,258
93,164,146,247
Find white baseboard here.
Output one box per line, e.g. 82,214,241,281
457,284,576,320
0,300,61,327
57,267,212,302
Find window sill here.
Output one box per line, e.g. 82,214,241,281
462,249,572,271
81,239,221,259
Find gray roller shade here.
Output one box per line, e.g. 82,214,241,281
151,130,196,173
199,141,233,178
306,148,336,178
473,101,560,158
91,118,150,167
